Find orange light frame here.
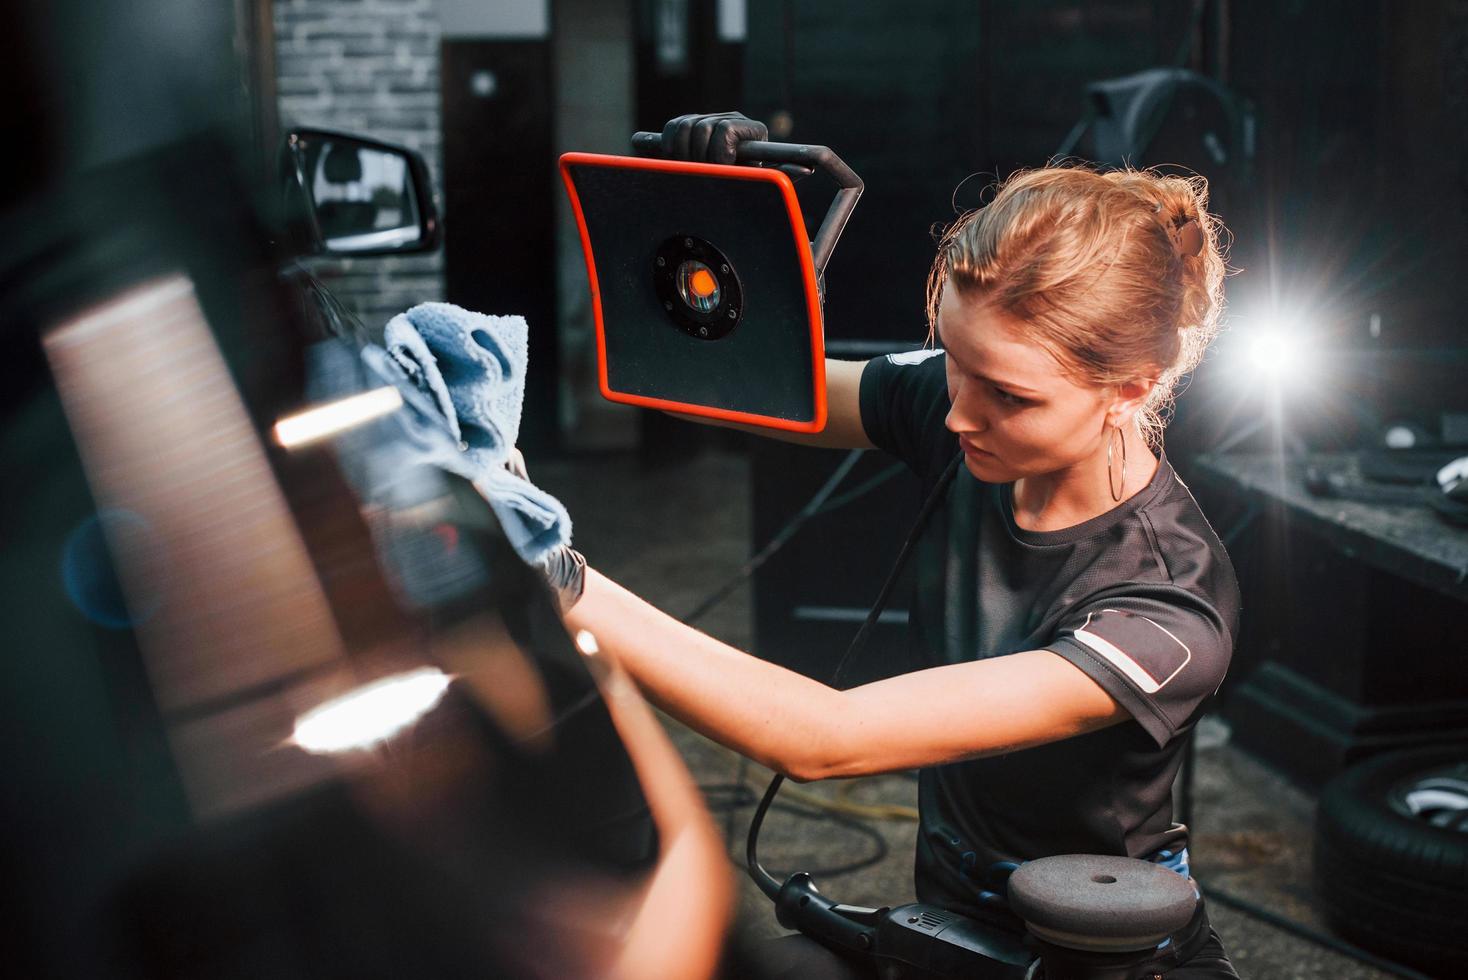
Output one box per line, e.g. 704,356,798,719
559,152,828,434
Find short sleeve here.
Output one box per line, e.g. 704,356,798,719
858,349,958,483
1044,588,1232,747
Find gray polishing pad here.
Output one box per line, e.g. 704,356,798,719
1008,854,1198,952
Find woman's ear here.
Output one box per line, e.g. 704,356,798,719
1105,377,1157,428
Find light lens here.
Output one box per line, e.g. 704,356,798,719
689,268,717,297
675,260,721,312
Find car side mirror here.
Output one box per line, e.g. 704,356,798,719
282,129,441,257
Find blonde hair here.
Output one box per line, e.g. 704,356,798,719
926,165,1227,444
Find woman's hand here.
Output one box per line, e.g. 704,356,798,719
504,447,586,613
658,111,768,164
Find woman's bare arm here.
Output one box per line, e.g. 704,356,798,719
562,568,1128,783
665,357,875,450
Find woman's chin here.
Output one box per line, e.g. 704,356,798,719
962,448,1006,481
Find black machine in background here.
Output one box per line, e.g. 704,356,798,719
1053,66,1254,185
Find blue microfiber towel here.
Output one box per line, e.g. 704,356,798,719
362,302,573,566
384,302,526,462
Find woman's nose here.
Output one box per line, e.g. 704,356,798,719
945,384,985,435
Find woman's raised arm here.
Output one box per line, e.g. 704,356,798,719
562,567,1128,783
665,356,875,450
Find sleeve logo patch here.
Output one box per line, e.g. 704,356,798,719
1070,609,1192,694
886,348,944,366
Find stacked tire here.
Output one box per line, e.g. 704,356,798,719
1313,745,1468,976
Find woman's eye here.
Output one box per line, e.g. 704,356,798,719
992,385,1025,406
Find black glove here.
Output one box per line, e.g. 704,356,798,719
504,448,587,614
659,111,768,165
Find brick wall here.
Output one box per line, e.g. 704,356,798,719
273,0,444,334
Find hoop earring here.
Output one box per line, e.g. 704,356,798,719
1107,425,1128,503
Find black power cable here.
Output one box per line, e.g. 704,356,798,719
677,443,1437,978
682,446,957,884
814,461,906,516
747,454,964,892
681,447,892,877
679,448,865,627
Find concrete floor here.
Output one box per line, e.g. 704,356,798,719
537,445,1410,979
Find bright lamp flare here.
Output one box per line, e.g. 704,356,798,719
292,667,451,754
273,386,404,448
1246,331,1300,376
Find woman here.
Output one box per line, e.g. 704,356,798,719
535,149,1240,977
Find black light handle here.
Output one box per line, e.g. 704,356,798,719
630,131,864,277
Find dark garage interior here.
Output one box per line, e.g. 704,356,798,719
3,1,1467,977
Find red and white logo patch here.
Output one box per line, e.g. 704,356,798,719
1070,608,1192,694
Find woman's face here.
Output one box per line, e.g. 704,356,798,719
936,285,1113,483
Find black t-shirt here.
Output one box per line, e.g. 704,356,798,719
857,349,1240,928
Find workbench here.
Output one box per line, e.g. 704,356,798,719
1191,451,1468,787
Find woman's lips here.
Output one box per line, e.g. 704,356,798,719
960,438,992,458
